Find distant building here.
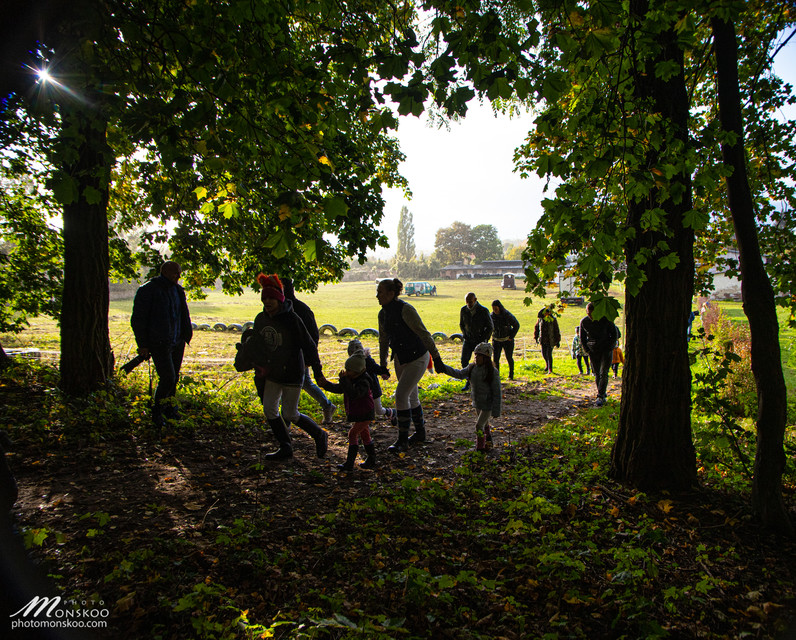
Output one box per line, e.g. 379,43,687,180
439,260,526,280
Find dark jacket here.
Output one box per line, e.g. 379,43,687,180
534,314,561,347
283,279,320,345
320,372,375,422
131,275,192,349
364,355,388,400
460,302,493,344
491,302,520,341
237,299,319,385
579,315,619,355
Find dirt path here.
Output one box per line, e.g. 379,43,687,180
11,375,621,546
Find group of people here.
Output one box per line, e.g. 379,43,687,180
129,264,622,471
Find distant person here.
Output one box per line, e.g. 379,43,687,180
612,345,624,378
376,278,442,452
130,261,193,429
282,277,337,425
318,351,377,471
534,304,561,374
459,292,493,391
491,300,520,380
571,326,591,375
435,342,501,452
234,274,328,460
347,339,397,425
579,302,619,406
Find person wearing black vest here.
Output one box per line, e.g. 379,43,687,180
131,261,193,429
376,278,441,453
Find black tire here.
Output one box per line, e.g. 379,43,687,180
337,327,359,337
359,328,379,338
242,321,255,331
213,323,227,331
449,332,464,342
198,324,212,331
432,332,448,342
228,323,243,332
319,324,337,336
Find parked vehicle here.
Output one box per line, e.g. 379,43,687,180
502,274,516,289
405,281,437,296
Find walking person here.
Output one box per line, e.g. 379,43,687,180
318,351,377,471
347,339,397,425
571,326,591,375
131,261,193,429
435,342,501,452
459,292,493,391
234,273,329,460
282,277,337,425
376,278,442,453
579,302,620,406
491,300,520,380
534,304,561,374
612,344,624,378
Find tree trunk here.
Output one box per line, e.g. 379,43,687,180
712,17,792,535
58,105,114,396
0,340,8,369
610,2,698,491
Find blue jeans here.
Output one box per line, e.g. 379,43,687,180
302,368,331,409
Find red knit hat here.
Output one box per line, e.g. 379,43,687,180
257,273,285,302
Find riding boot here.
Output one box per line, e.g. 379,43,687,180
408,405,426,444
360,443,377,469
265,417,293,460
338,445,358,471
484,424,493,451
388,410,411,453
295,413,328,458
476,435,486,452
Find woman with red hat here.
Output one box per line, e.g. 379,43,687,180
235,273,329,460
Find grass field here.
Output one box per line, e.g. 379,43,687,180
5,277,796,395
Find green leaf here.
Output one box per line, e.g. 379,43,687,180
50,174,79,205
220,201,239,219
302,239,317,262
194,186,208,200
83,186,103,205
324,196,349,218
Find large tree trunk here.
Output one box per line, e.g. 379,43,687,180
58,105,114,396
0,340,8,369
712,17,792,535
610,2,698,490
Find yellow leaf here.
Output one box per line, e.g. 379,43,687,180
278,203,291,220
318,155,331,166
610,506,620,517
657,499,674,514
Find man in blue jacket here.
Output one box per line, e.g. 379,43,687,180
131,261,193,428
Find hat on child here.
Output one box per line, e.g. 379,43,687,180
347,339,365,356
257,273,285,302
345,354,366,374
473,342,493,358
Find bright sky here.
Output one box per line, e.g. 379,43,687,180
379,104,546,256
378,29,796,258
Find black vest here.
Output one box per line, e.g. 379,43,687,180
380,299,427,364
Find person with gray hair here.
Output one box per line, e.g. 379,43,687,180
131,261,193,429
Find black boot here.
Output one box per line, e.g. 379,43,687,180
265,417,293,460
389,410,411,453
338,445,358,471
408,406,425,444
360,443,376,469
295,413,328,458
